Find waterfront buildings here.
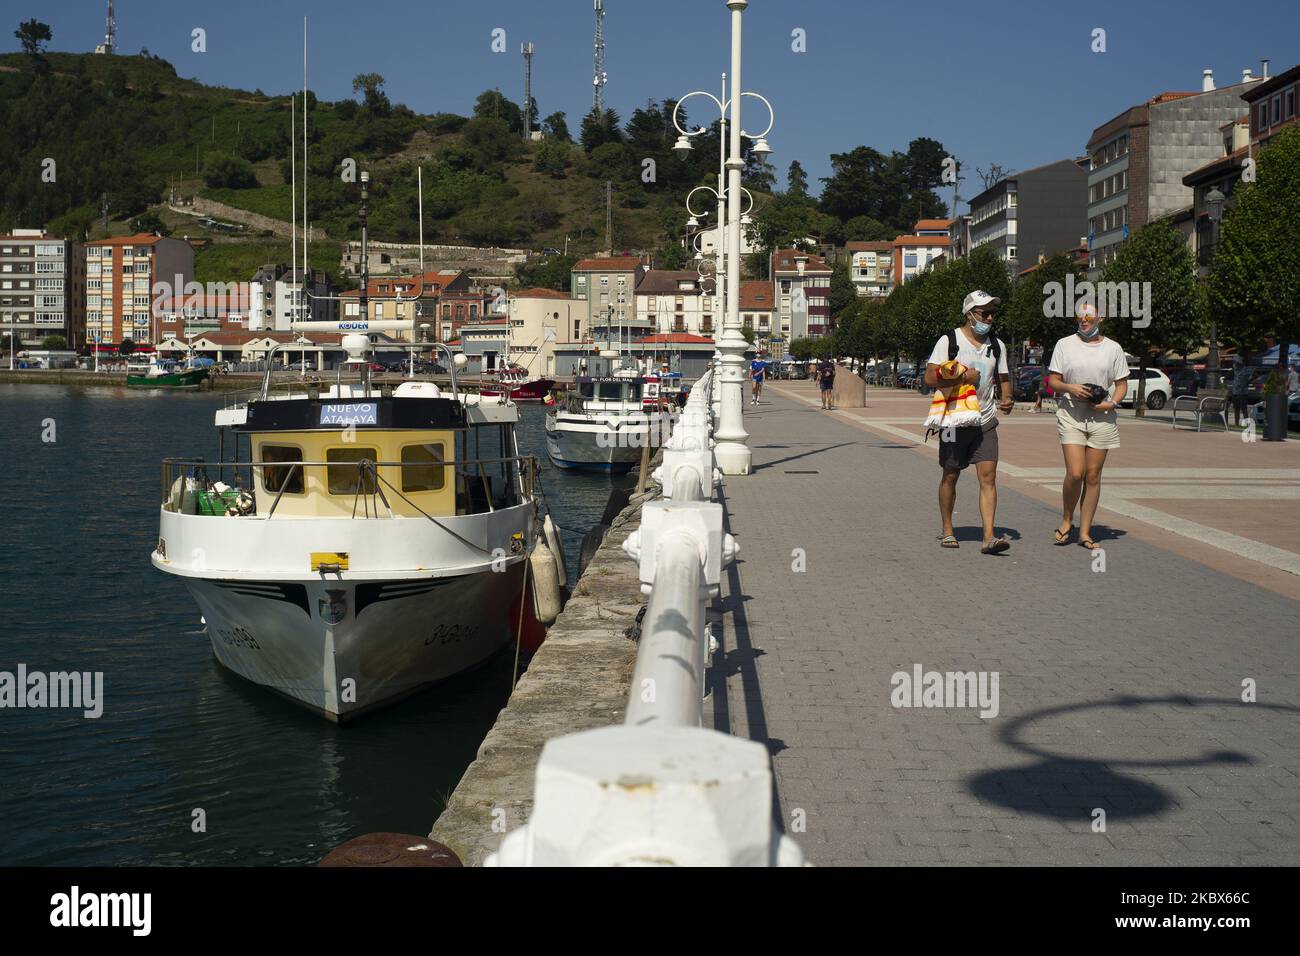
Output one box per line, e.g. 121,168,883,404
0,230,84,347
964,159,1089,275
1085,68,1264,276
570,256,645,341
845,241,893,298
891,221,951,287
86,233,193,348
771,248,833,340
634,270,719,338
248,264,335,331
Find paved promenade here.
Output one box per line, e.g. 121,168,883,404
710,382,1300,866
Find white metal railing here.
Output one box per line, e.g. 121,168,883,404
488,365,804,866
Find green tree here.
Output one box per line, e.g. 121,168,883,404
533,139,570,177
786,160,809,198
129,211,170,236
1210,124,1300,385
579,107,623,152
202,152,258,189
14,18,52,65
788,336,817,362
474,89,523,134
41,334,67,350
1104,218,1205,415
542,111,571,141
351,73,391,115
842,215,894,242
515,254,578,292
829,259,858,321
119,338,136,356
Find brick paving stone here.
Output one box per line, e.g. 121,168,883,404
712,390,1300,867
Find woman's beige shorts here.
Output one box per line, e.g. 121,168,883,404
1056,405,1120,449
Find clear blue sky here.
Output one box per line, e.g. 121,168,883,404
11,1,1298,202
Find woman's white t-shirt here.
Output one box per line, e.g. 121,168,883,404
1048,335,1129,408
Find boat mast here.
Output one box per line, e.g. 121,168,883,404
359,169,371,392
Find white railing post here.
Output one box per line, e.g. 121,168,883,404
488,366,802,866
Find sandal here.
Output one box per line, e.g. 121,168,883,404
981,537,1010,555
1053,526,1074,545
938,534,959,549
1079,537,1099,551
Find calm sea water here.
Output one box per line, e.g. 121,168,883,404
0,385,624,865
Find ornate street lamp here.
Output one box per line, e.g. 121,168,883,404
1205,186,1226,385
672,0,774,475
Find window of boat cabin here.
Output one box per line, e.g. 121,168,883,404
401,442,447,492
261,445,305,495
578,382,596,399
596,381,633,401
326,447,379,495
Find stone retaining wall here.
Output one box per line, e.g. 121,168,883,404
427,481,657,865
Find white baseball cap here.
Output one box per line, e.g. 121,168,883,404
963,290,1001,313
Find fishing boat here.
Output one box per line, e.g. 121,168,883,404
151,320,550,721
477,365,555,403
544,370,669,472
126,358,211,389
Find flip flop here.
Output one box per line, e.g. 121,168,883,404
1053,526,1074,545
981,537,1010,555
938,534,959,549
1079,537,1099,551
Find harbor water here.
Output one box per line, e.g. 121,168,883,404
0,384,627,865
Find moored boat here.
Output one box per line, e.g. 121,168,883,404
544,372,670,472
151,321,545,721
477,365,555,402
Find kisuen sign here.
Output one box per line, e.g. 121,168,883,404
320,403,378,426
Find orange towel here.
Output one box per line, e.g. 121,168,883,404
924,360,982,429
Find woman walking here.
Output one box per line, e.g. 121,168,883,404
1046,304,1129,551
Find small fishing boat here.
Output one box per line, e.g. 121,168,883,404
151,320,561,721
127,358,211,389
477,365,555,403
544,370,669,472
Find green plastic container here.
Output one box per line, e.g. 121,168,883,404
195,489,241,516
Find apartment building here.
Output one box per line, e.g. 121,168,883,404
156,285,252,339
1085,67,1264,276
85,233,194,347
846,241,894,297
892,221,951,287
739,279,776,343
248,264,335,332
964,159,1088,274
634,270,720,338
0,230,84,347
772,248,833,340
1243,61,1300,148
570,257,646,340
340,269,477,342
505,287,586,377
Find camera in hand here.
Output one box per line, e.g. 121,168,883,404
1080,383,1108,404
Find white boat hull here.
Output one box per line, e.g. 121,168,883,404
185,563,525,721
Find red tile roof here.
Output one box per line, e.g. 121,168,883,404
771,248,832,274
572,257,642,272
97,233,167,246
893,235,951,247
739,280,775,311
912,219,954,231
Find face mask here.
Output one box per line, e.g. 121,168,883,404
972,317,993,336
1077,324,1101,340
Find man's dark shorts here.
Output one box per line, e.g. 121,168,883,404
939,420,999,471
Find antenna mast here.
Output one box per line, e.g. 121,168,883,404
95,0,117,55
521,42,535,141
593,0,607,113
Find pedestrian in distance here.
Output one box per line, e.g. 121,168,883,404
817,354,836,409
751,354,767,405
1033,361,1053,414
924,290,1014,555
1046,302,1129,552
1229,353,1252,427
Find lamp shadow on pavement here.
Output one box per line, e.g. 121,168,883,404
965,695,1298,821
751,441,857,471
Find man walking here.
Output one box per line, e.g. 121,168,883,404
817,354,836,409
924,290,1014,554
750,354,767,405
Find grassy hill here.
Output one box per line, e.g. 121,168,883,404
1,49,745,283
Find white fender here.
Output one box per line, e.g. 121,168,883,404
543,513,567,585
529,536,563,626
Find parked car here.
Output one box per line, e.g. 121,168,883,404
1249,392,1300,431
1166,368,1200,398
541,247,562,256
1013,366,1045,401
1119,367,1172,410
